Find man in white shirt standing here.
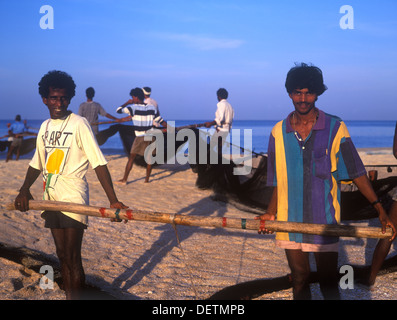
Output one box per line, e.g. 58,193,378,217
205,88,234,164
205,88,234,133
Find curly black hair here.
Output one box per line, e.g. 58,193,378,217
285,63,327,96
38,70,76,98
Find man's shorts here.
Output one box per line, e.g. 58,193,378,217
11,137,23,147
41,211,87,229
131,135,155,157
276,240,339,252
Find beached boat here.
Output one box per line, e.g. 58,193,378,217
0,137,37,156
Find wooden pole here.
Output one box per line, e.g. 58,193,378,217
6,200,393,239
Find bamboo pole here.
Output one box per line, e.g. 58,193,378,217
6,200,393,239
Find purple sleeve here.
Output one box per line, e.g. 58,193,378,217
267,133,277,186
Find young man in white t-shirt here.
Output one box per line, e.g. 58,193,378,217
14,70,127,300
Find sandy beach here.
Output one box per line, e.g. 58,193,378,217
0,148,396,300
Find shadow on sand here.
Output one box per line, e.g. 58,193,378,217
0,242,118,300
208,255,397,300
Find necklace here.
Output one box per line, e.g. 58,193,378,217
45,113,71,145
292,110,318,142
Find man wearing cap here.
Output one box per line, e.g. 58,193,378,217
142,87,158,109
143,87,161,128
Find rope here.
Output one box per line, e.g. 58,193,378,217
196,127,263,157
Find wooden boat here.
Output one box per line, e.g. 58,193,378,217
0,137,37,156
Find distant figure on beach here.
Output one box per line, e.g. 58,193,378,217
204,88,234,133
115,87,167,183
204,88,234,164
13,70,127,300
364,121,397,287
257,62,396,300
5,122,13,148
142,87,158,110
78,87,119,135
143,87,161,128
6,114,25,162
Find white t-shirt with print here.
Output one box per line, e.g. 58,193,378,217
30,113,108,224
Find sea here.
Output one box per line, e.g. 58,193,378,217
1,119,395,158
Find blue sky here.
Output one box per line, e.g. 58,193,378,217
0,0,396,121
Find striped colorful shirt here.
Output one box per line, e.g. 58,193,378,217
267,110,366,245
116,104,164,136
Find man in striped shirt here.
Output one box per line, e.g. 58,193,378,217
116,87,167,183
258,63,396,299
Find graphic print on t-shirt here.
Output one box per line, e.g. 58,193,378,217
46,148,65,174
43,118,73,176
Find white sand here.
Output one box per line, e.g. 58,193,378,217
0,148,396,300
